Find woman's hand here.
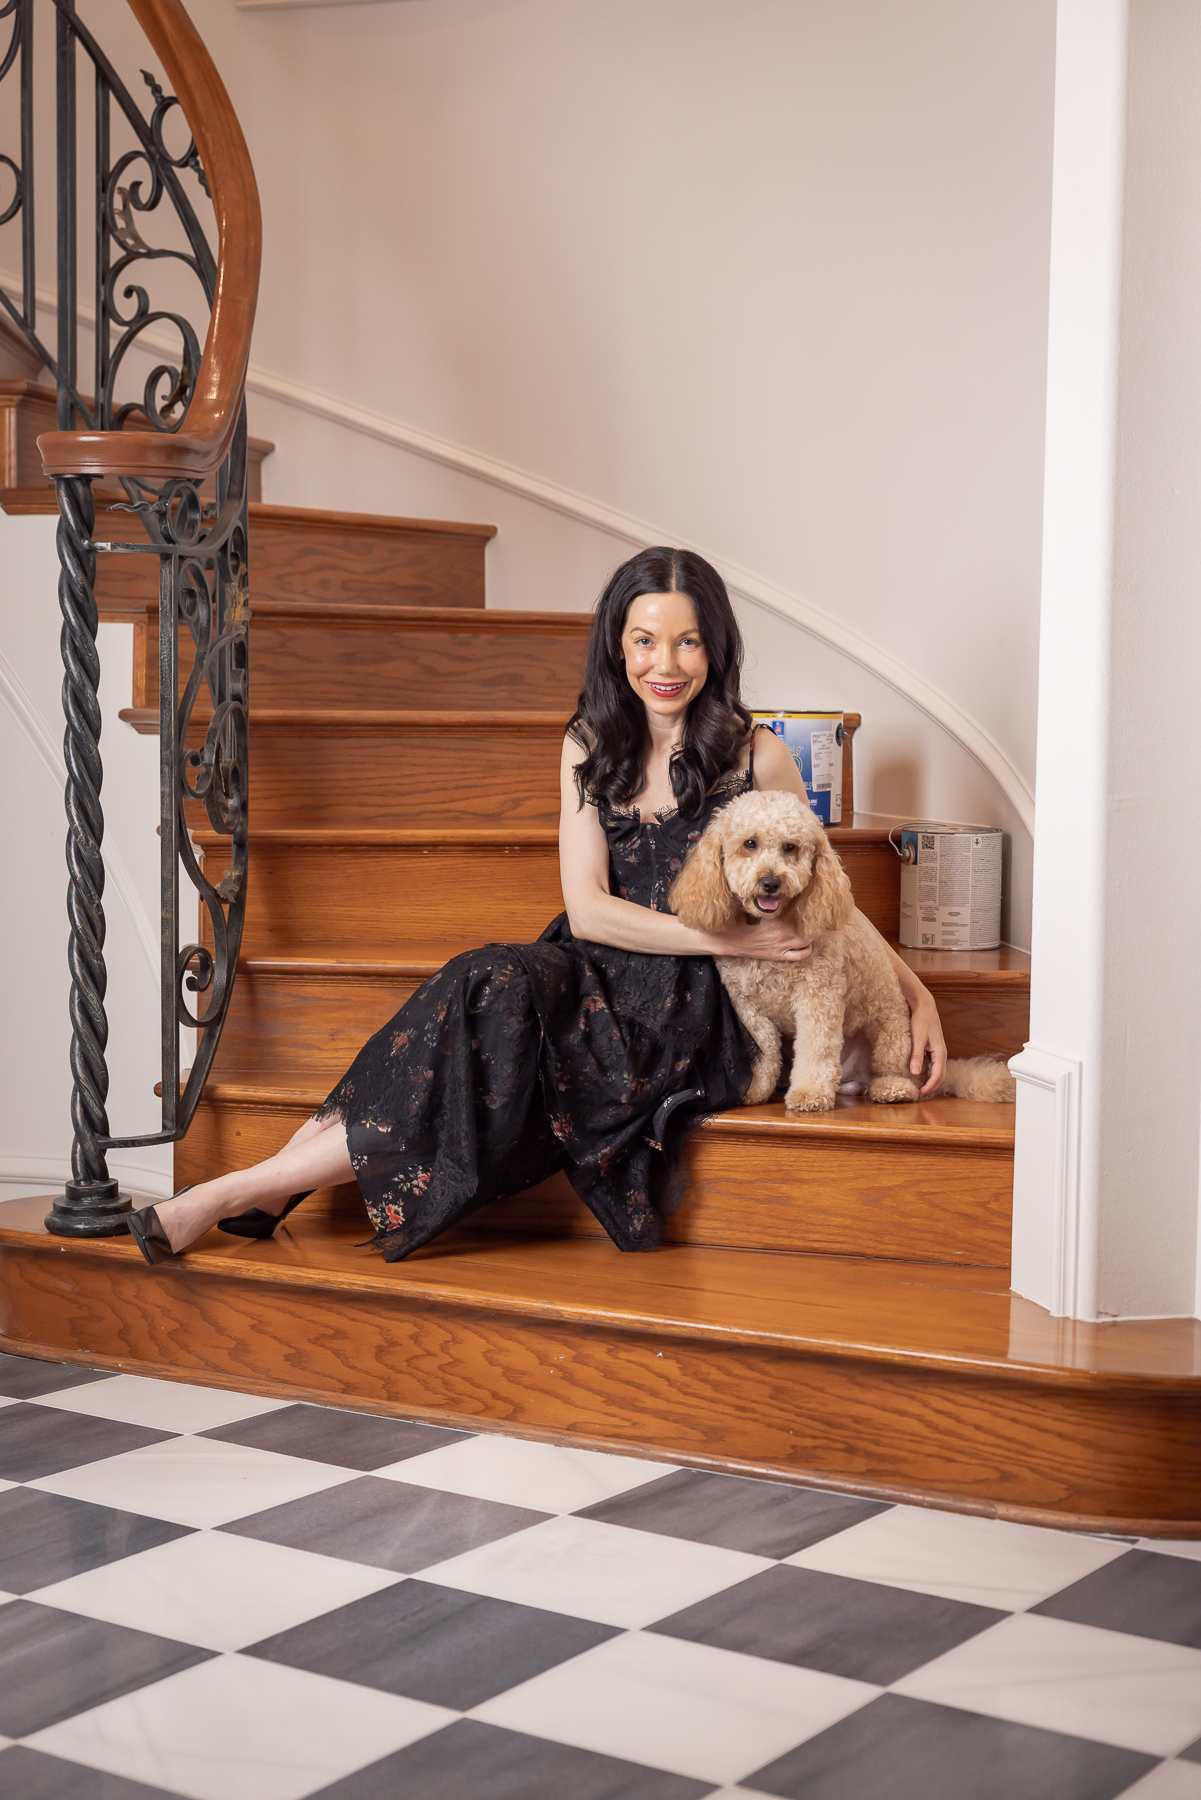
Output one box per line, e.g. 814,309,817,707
908,984,947,1096
712,916,814,962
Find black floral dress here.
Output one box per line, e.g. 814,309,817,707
315,764,760,1259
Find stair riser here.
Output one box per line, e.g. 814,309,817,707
199,839,899,959
176,1093,1011,1265
134,619,589,712
3,1241,1195,1529
201,842,565,957
194,724,564,830
213,966,1029,1077
99,517,492,616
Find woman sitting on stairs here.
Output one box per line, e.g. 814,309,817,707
127,548,947,1266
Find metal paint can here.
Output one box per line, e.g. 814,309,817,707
894,822,1003,950
751,712,844,824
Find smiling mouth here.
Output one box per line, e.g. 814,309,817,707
646,681,687,697
754,896,781,913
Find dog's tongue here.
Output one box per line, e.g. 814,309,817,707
755,896,781,913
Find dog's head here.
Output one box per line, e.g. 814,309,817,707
670,789,854,938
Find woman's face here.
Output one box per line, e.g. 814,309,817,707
621,591,709,727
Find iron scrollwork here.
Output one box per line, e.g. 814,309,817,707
0,1,250,1235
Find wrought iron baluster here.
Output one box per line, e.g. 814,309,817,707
0,1,252,1233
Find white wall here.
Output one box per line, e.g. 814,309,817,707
84,0,1053,943
0,515,174,1203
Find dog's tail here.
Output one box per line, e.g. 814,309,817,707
932,1055,1016,1103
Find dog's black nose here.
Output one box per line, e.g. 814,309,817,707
758,874,781,894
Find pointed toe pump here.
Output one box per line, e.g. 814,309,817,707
126,1186,194,1266
217,1190,313,1241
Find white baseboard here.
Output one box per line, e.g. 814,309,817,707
1008,1043,1086,1318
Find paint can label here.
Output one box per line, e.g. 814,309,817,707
751,713,843,824
898,825,1002,950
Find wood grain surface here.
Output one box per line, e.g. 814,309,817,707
0,1201,1196,1531
129,711,569,829
133,603,591,712
92,504,496,615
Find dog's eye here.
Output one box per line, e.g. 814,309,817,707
743,838,757,850
782,843,796,854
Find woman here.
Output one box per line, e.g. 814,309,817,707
128,548,946,1264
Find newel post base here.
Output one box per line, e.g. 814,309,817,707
44,1179,133,1239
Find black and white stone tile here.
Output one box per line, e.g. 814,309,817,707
0,1350,1198,1800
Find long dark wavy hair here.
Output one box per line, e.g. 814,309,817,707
567,547,753,820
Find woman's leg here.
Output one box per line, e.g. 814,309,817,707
148,1114,353,1253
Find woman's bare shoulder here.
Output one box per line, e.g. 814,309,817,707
750,724,808,794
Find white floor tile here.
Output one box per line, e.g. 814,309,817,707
376,1433,677,1514
33,1375,293,1434
419,1513,771,1628
893,1613,1201,1757
29,1435,359,1529
472,1629,878,1785
25,1652,454,1800
29,1528,404,1652
1138,1539,1201,1565
1114,1763,1201,1799
786,1504,1128,1610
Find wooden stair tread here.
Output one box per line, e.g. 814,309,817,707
179,1067,1014,1150
193,815,912,849
247,503,496,541
1,1195,1195,1384
123,707,570,734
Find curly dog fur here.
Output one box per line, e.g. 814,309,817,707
670,789,1015,1111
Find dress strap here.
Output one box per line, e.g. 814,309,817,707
747,721,765,787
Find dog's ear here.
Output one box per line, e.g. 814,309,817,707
671,831,739,933
796,840,854,937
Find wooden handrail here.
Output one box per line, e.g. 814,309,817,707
37,0,260,484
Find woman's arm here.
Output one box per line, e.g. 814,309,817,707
752,726,947,1093
558,737,811,961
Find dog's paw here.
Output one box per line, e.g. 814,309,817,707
868,1075,921,1104
784,1085,837,1113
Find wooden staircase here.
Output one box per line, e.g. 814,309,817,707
2,485,1198,1536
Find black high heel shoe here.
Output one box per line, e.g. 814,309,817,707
126,1187,194,1266
217,1190,313,1240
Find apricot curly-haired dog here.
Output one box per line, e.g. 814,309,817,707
671,789,1015,1111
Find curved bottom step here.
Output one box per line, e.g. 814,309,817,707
0,1195,1196,1536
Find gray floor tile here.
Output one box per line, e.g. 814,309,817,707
576,1470,889,1557
0,1405,175,1483
0,1745,185,1800
220,1473,547,1571
1180,1737,1201,1764
0,1488,194,1594
649,1563,1003,1684
0,1354,117,1402
0,1600,211,1736
1032,1549,1201,1649
305,1718,715,1800
200,1403,469,1470
744,1693,1156,1800
247,1576,617,1708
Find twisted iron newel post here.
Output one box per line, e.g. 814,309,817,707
44,475,132,1237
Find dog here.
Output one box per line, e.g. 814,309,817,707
670,788,1015,1111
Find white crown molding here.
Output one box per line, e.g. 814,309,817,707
2,269,1036,837
0,1153,171,1201
0,647,160,978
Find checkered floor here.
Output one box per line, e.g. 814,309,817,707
0,1352,1198,1799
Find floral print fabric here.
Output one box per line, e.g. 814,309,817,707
315,771,758,1259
